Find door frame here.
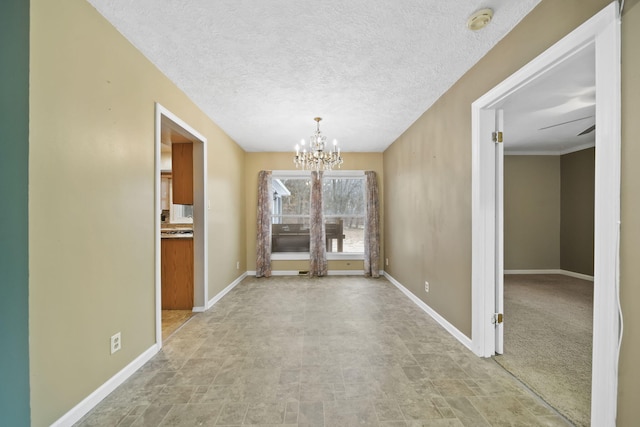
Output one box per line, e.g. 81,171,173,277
471,2,620,426
154,103,209,347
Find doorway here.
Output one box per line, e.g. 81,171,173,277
471,3,620,426
154,103,208,347
499,150,595,426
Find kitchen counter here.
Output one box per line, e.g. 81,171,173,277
161,232,193,239
161,229,193,239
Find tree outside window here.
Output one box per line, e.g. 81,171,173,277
270,175,365,254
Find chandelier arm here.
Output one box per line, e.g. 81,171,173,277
293,117,343,171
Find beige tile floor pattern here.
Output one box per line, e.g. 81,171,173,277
162,310,196,342
75,276,571,426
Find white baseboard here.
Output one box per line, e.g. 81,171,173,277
206,272,247,309
504,269,594,281
504,269,561,275
327,270,362,275
246,270,303,276
51,344,159,427
53,273,250,426
272,270,302,276
561,270,594,281
247,270,385,277
384,272,473,352
327,270,386,276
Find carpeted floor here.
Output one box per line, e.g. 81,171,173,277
493,274,593,427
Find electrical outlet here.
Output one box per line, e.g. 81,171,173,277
236,261,240,270
424,281,429,293
385,258,389,266
110,332,121,354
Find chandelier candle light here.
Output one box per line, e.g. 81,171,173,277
294,117,343,171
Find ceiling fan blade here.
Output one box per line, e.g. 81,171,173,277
539,116,593,131
577,124,596,136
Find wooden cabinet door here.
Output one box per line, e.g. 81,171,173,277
161,238,194,310
171,142,193,205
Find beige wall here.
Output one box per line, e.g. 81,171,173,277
619,0,640,423
383,97,473,333
504,150,595,275
29,1,245,425
560,148,595,275
244,152,383,272
504,156,561,270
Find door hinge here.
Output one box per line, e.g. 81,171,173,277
491,131,503,143
492,313,504,324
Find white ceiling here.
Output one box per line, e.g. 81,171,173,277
501,43,596,155
87,0,543,152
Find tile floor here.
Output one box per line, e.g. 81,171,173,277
162,310,196,341
75,276,571,426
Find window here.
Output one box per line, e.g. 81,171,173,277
270,172,365,257
171,203,194,223
161,174,194,224
322,177,365,253
271,177,311,252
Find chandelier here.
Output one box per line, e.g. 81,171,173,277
293,117,343,171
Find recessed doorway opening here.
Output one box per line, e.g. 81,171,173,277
155,103,209,347
493,43,597,425
471,3,620,426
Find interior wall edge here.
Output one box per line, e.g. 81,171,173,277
0,0,31,425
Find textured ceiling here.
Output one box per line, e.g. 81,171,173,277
87,0,541,152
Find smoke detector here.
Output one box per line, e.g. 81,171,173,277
467,8,494,31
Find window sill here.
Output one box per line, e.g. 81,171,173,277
328,252,364,261
170,220,194,225
271,252,364,261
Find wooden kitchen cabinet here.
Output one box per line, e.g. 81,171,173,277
161,237,194,310
171,142,193,205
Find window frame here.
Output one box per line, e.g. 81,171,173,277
270,170,365,261
162,173,194,224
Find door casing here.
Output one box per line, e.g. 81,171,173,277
154,103,209,347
